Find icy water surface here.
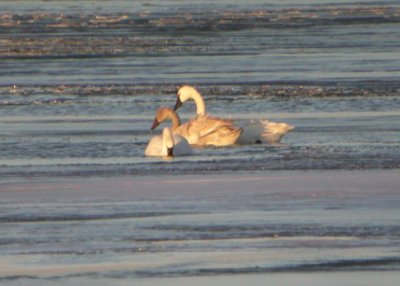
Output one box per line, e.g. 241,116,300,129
0,0,400,284
1,0,400,178
0,171,399,284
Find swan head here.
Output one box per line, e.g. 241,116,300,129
151,108,167,130
174,96,183,111
151,118,160,130
151,107,181,131
174,85,197,110
174,85,206,116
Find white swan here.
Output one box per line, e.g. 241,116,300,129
236,119,295,144
174,85,294,145
151,107,240,146
144,127,193,157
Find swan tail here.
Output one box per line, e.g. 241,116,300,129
237,120,294,144
261,120,295,143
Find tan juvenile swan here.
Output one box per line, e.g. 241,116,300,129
174,85,294,145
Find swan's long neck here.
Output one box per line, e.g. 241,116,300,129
158,108,181,131
162,128,174,156
167,110,181,131
191,91,206,116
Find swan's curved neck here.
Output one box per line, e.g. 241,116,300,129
158,108,181,131
167,110,181,131
191,91,206,116
162,128,174,156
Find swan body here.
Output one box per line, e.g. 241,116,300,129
145,127,192,157
152,107,241,147
174,86,242,146
175,115,241,146
174,85,294,145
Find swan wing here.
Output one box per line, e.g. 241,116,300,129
191,115,236,137
174,115,241,146
195,125,242,146
173,123,199,145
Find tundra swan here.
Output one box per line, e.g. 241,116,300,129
174,85,294,145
